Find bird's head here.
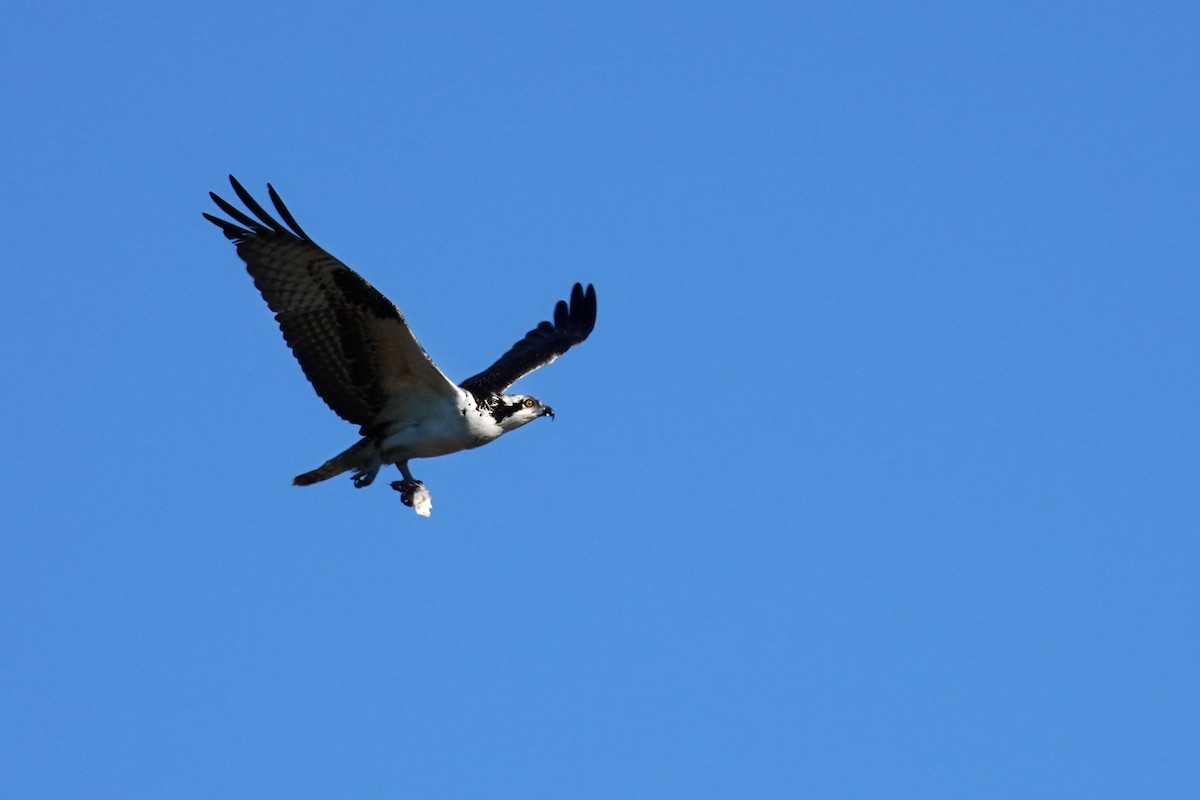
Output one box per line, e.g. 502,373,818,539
492,394,555,432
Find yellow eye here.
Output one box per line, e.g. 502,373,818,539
523,398,536,408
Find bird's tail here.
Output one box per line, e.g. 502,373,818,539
293,438,378,486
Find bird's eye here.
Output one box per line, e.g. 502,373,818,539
523,398,536,408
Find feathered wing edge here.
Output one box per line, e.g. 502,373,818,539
460,282,597,396
203,175,313,246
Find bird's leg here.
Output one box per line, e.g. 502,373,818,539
389,461,432,516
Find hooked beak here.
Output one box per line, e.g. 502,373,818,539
542,405,555,420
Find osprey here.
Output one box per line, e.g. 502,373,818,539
204,176,597,516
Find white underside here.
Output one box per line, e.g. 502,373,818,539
376,386,502,462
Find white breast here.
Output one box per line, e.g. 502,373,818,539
377,388,503,460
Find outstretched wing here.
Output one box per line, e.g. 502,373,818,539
204,175,459,431
460,282,597,396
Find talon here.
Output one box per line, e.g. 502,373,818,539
352,462,380,488
389,479,432,516
390,480,415,506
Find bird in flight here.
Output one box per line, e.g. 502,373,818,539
204,176,597,516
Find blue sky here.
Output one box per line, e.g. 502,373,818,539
2,2,1197,797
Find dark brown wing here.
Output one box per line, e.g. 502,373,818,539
204,176,459,430
460,283,597,396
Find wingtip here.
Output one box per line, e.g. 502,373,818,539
267,182,312,241
580,282,597,333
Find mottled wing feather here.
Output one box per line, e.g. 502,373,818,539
460,282,597,395
205,175,459,429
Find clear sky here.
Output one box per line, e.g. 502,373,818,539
2,2,1197,797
